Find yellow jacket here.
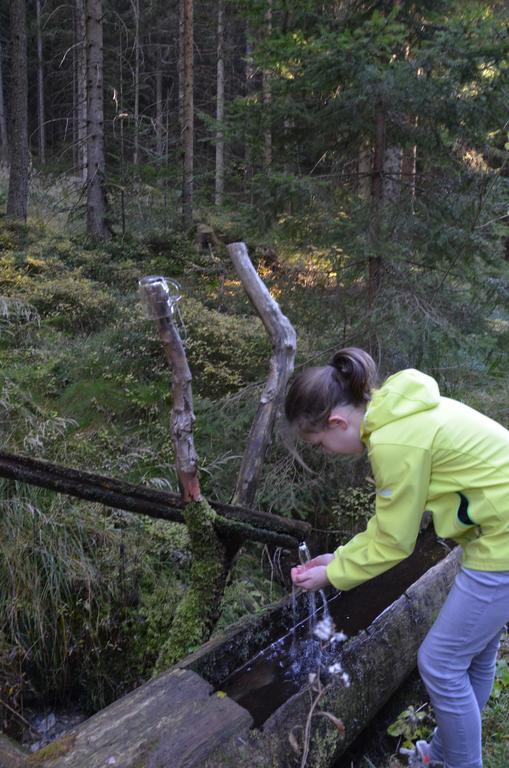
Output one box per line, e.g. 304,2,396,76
326,369,509,590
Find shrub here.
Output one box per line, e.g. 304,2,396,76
182,297,270,397
28,276,119,333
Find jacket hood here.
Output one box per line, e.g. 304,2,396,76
361,369,440,439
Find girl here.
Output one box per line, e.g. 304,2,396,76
286,348,509,768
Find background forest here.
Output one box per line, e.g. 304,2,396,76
0,0,508,764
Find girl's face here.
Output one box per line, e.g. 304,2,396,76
303,404,365,456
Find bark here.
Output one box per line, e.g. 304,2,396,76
383,145,402,202
86,0,109,238
24,668,251,768
262,0,272,173
154,498,230,671
6,0,29,221
178,0,184,131
181,0,193,228
358,143,371,200
76,0,87,180
131,0,140,166
0,41,7,160
155,49,163,159
36,0,46,164
244,21,255,188
140,277,240,671
367,108,385,308
227,242,297,508
214,0,225,207
140,277,200,501
0,449,309,546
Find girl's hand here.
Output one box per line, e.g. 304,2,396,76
291,553,334,592
292,565,330,592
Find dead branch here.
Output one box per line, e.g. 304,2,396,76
227,242,297,507
139,276,200,501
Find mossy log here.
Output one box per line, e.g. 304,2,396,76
203,547,462,767
0,450,310,548
29,548,460,768
23,669,251,768
154,498,229,672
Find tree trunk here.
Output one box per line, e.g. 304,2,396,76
6,0,29,221
132,0,140,166
402,109,419,204
178,0,184,132
35,0,46,165
76,0,87,180
358,142,371,200
0,41,8,160
244,22,255,192
155,49,163,160
181,0,193,228
262,0,272,173
368,108,385,307
86,0,110,238
214,0,225,207
383,145,402,202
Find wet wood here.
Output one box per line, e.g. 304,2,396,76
25,547,460,768
26,669,252,767
0,732,28,768
0,450,310,548
202,548,462,767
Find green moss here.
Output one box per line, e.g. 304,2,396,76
308,717,344,768
27,734,76,764
153,499,227,672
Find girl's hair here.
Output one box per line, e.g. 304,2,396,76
284,347,378,433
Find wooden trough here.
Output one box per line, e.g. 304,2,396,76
10,532,460,768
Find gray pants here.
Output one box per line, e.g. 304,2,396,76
417,567,509,768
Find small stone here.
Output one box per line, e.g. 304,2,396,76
39,713,57,734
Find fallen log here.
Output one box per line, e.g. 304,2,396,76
0,450,310,548
25,536,460,768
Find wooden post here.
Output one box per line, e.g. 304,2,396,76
139,276,200,502
227,243,297,507
139,276,231,669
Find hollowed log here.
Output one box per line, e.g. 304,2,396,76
23,537,460,768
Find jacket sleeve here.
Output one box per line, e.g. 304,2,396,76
326,444,432,590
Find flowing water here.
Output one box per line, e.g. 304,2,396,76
218,529,447,726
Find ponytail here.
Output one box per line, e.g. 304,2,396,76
328,348,378,406
285,347,378,433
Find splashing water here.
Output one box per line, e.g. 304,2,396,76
298,541,331,631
